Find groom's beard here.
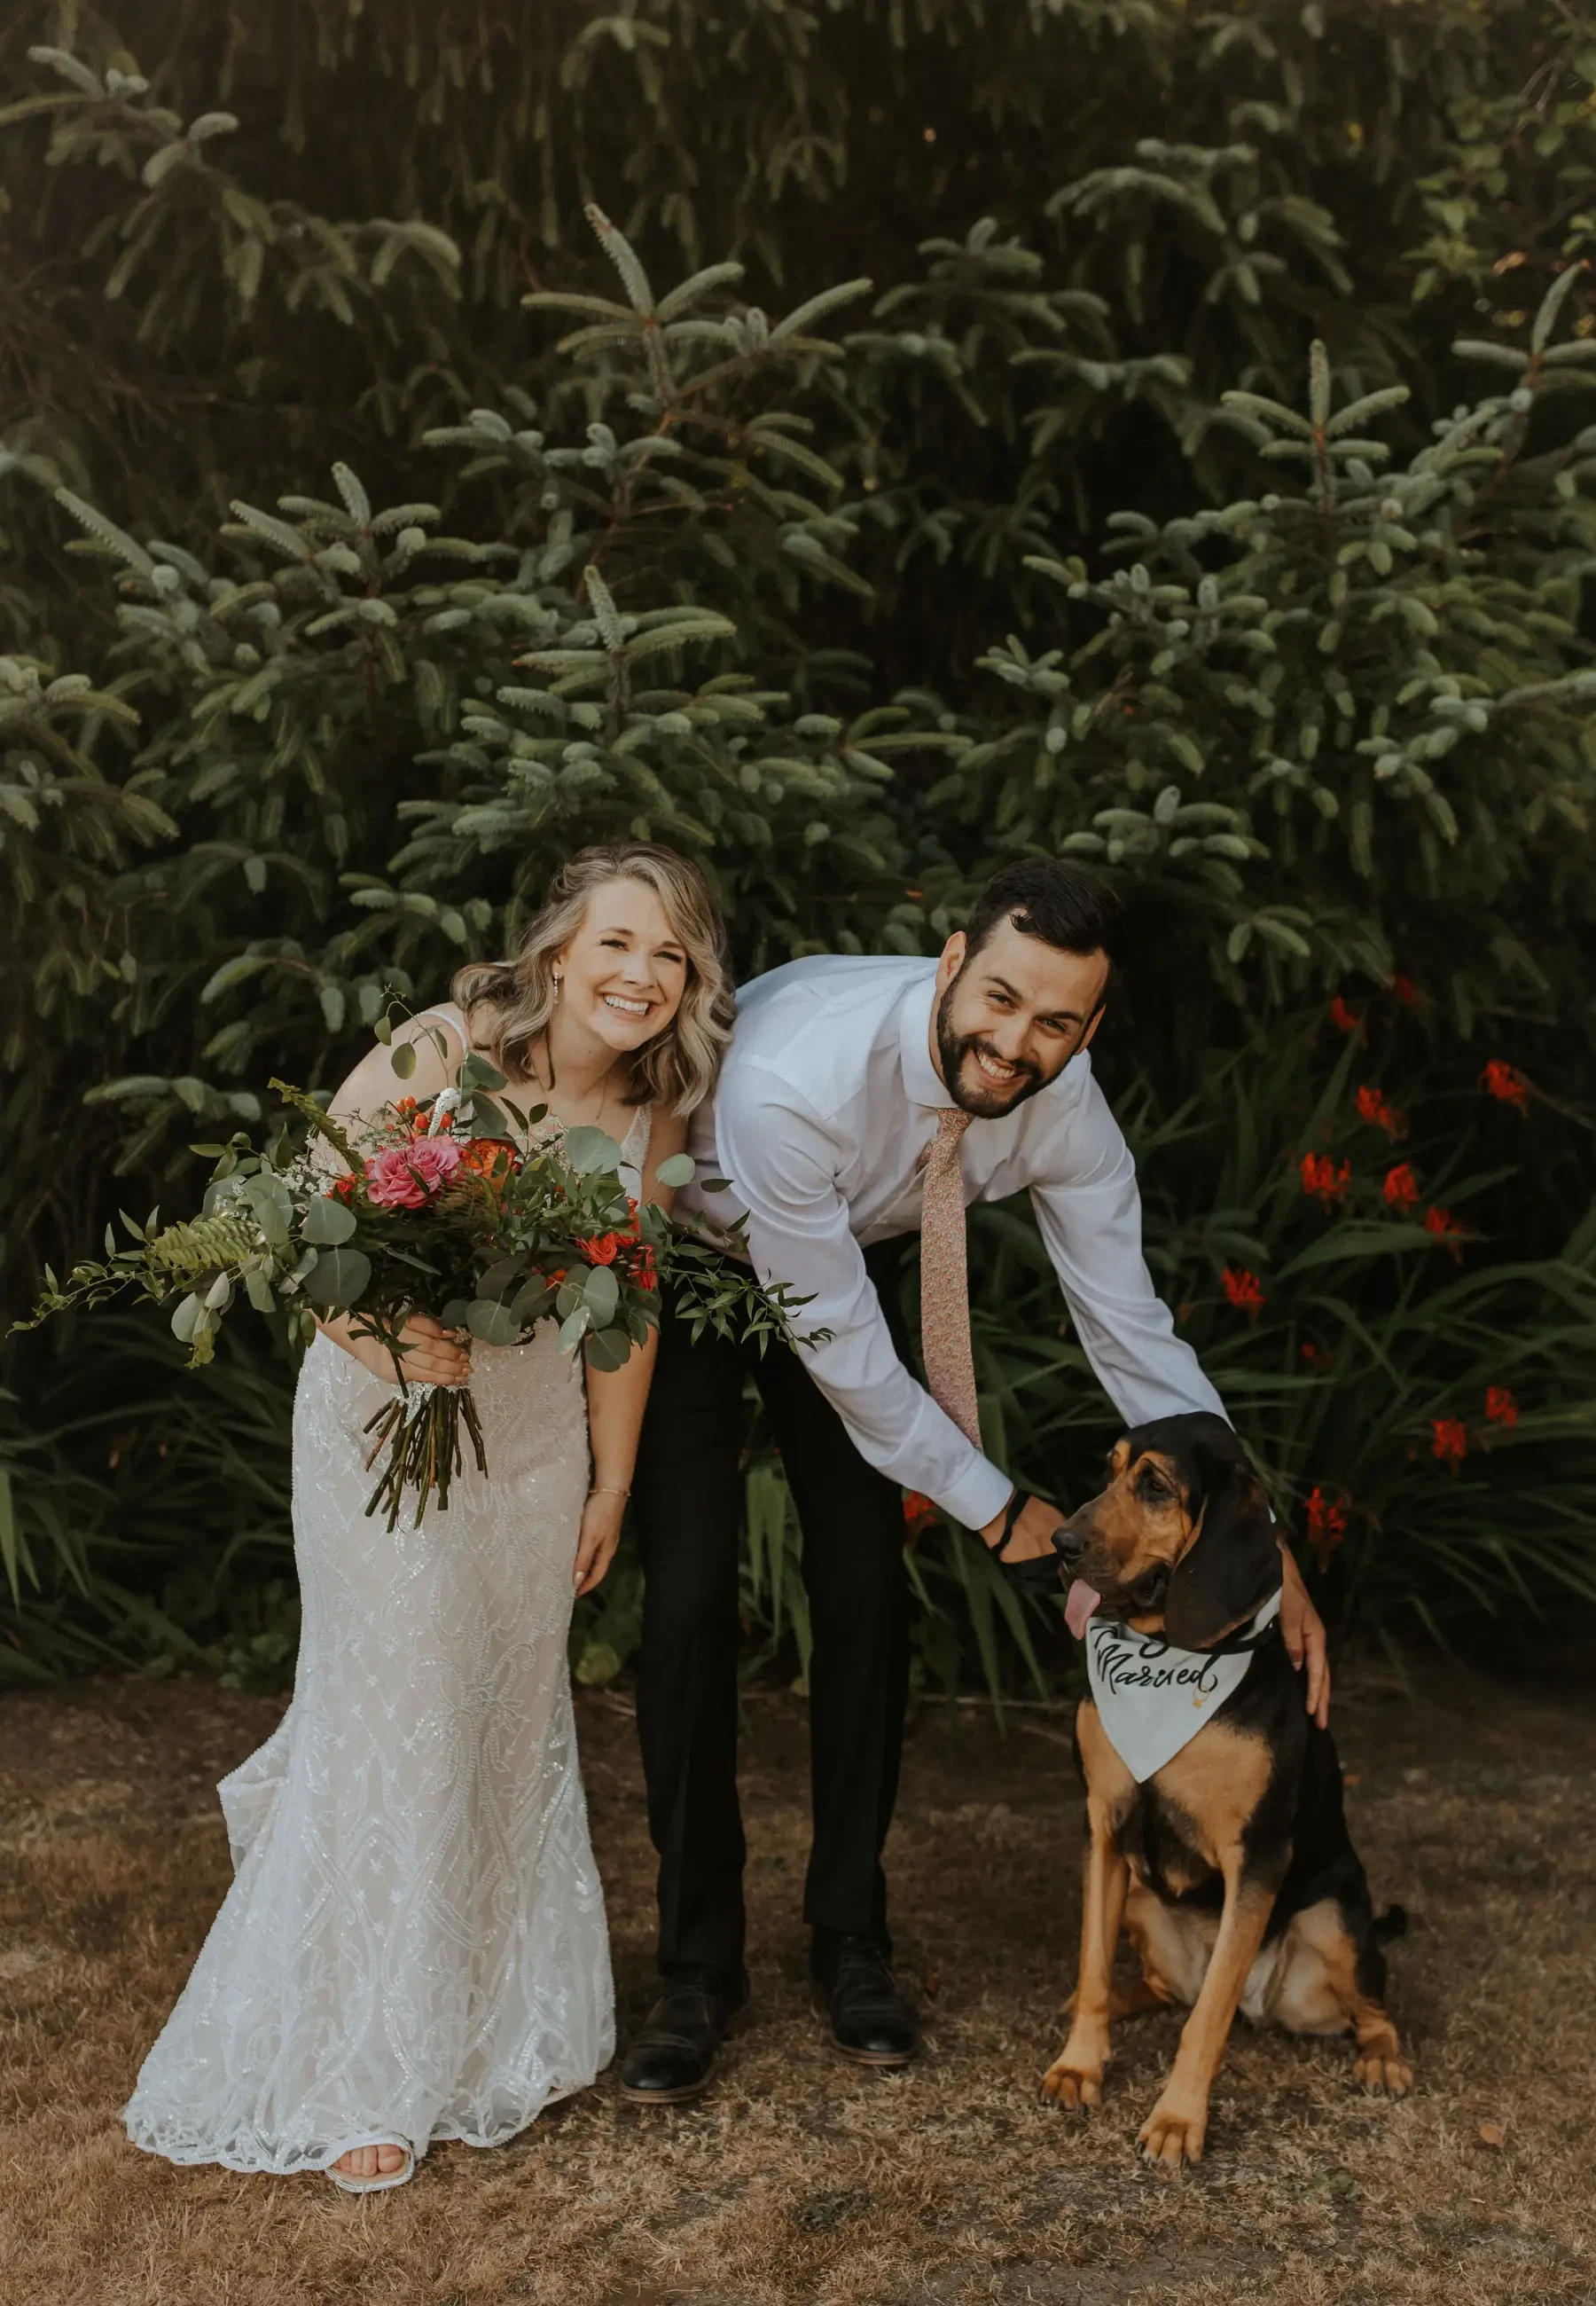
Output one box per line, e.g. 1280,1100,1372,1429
935,985,1049,1119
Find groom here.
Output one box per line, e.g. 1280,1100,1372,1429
622,858,1327,2102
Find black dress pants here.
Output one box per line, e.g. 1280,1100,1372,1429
631,1242,911,1981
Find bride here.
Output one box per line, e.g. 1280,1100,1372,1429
126,842,733,2192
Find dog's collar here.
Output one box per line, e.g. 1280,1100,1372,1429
1198,1584,1284,1658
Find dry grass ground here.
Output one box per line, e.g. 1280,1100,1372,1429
1,1659,1593,2306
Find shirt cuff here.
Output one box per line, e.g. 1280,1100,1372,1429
937,1454,1014,1533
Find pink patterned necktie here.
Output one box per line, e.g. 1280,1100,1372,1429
919,1107,980,1447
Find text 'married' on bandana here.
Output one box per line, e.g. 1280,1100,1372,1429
1084,1590,1283,1784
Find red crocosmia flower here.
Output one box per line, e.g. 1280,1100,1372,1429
1221,1265,1266,1317
1382,1162,1420,1212
1484,1385,1518,1430
577,1233,622,1267
902,1490,936,1538
1300,1152,1351,1207
1431,1416,1468,1468
1481,1059,1530,1112
1388,974,1420,1008
1327,996,1362,1037
1424,1205,1466,1254
1355,1085,1406,1139
1304,1485,1349,1567
1301,1340,1334,1371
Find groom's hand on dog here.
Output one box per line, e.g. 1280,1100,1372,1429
980,1491,1069,1596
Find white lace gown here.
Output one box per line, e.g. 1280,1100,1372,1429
124,1095,645,2180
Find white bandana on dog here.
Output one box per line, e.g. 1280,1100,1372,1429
1084,1590,1282,1784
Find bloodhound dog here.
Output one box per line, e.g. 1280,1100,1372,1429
1043,1413,1409,2169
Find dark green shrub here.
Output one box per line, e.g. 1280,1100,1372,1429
3,4,1593,1682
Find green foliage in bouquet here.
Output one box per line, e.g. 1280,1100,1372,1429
3,2,1595,1682
16,1024,802,1531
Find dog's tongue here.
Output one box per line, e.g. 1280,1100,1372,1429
1064,1579,1101,1641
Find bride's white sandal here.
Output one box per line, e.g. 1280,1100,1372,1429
325,2139,415,2194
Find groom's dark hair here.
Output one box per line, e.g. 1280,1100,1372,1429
963,858,1119,996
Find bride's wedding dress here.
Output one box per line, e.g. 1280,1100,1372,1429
126,1063,639,2185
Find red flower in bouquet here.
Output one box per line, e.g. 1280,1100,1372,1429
392,1095,456,1136
1300,1152,1350,1207
455,1137,521,1194
1355,1084,1405,1138
1303,1485,1349,1567
1480,1059,1529,1112
1484,1384,1518,1430
1221,1265,1265,1317
365,1138,464,1209
1430,1416,1467,1468
326,1172,361,1204
1382,1162,1420,1211
577,1231,622,1267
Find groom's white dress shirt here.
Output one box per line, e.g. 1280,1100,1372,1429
677,953,1225,1533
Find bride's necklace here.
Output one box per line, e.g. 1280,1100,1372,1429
513,1048,622,1143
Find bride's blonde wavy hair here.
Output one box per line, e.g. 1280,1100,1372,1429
451,843,733,1117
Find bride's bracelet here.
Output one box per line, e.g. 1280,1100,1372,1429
590,1484,630,1500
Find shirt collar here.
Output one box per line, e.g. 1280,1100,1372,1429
898,969,957,1110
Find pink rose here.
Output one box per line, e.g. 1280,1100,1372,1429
364,1137,463,1209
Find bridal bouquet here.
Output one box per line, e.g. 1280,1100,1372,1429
20,1031,800,1528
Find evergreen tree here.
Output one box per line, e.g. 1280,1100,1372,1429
3,4,1593,1681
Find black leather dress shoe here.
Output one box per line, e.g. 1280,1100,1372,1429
618,1968,747,2106
818,1936,920,2068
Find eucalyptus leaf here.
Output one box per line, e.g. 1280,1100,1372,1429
654,1152,697,1188
470,1093,512,1137
583,1324,633,1372
302,1195,357,1245
583,1263,621,1323
557,1303,592,1355
560,1125,622,1176
240,1172,294,1246
460,1051,508,1093
510,1277,556,1324
301,1245,372,1310
169,1290,204,1343
466,1298,521,1347
390,1039,418,1079
243,1266,278,1314
476,1256,526,1299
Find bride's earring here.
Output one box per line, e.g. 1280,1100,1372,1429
552,972,562,1004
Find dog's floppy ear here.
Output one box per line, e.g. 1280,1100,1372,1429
1162,1434,1279,1651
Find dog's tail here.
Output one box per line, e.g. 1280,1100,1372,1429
1373,1903,1407,1944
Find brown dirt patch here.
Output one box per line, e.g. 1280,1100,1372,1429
2,1660,1593,2303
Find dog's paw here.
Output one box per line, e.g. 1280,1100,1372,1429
1040,2053,1103,2112
1137,2097,1206,2170
1353,2049,1412,2098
